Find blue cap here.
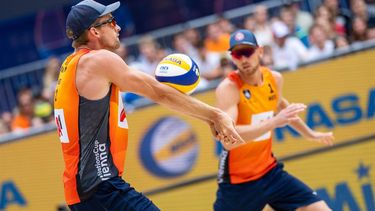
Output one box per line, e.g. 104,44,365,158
229,29,258,51
66,0,120,40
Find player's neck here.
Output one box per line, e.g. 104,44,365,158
239,66,263,86
76,45,91,52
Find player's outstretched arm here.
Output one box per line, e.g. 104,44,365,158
279,98,334,145
271,71,334,146
216,78,306,150
92,50,244,145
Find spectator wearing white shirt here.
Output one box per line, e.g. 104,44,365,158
253,5,274,46
271,21,308,70
307,24,335,61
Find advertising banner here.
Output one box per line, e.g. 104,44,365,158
1,50,374,210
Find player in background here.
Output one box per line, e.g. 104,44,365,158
214,29,334,211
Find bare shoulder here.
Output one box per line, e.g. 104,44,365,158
79,49,128,77
81,49,123,67
216,78,240,101
216,78,238,93
269,69,284,86
269,69,283,80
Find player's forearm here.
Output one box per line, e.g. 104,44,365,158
151,83,219,123
289,117,315,139
236,119,276,142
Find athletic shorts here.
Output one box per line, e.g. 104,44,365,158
69,176,160,211
214,163,322,211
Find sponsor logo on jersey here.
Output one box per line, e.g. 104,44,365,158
54,109,69,143
93,140,111,180
243,89,251,99
118,93,128,129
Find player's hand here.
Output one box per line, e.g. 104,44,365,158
307,131,335,146
273,103,306,128
212,111,245,149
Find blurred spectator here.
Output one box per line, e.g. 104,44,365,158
315,15,337,40
307,24,335,61
0,119,8,135
0,112,12,134
350,17,369,43
260,45,274,67
367,28,375,40
280,5,310,47
11,88,43,132
172,33,199,58
271,21,308,70
323,0,351,35
194,41,223,82
183,28,201,48
217,16,235,34
350,0,375,28
253,5,273,46
125,36,167,105
314,5,339,38
115,42,135,64
289,1,314,33
130,35,164,75
204,23,230,52
334,35,350,50
42,57,60,101
243,15,257,32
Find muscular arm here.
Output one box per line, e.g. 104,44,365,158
82,50,244,144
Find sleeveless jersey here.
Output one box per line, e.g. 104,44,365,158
54,49,129,205
218,67,279,184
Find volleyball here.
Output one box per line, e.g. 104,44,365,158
155,53,200,95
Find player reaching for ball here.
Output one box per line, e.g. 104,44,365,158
54,0,244,210
213,29,335,211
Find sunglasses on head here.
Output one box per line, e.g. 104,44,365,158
230,47,257,59
92,17,117,28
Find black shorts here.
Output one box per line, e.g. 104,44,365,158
69,177,160,211
214,163,323,211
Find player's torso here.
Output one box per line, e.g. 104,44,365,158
219,67,279,184
54,49,129,204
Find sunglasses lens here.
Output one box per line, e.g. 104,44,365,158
231,48,256,59
111,18,117,27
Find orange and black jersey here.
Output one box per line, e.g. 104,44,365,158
218,67,279,184
54,49,128,205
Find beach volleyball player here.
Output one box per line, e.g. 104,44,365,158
53,0,244,210
213,29,334,211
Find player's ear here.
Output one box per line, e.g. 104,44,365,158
88,27,99,38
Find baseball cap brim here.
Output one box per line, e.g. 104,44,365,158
229,42,257,51
100,2,120,17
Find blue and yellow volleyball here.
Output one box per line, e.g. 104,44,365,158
155,53,200,95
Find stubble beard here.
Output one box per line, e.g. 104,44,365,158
241,63,259,77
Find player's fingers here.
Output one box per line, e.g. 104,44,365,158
229,132,245,144
289,107,305,115
287,104,306,112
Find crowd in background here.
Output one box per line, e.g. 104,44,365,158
1,0,375,135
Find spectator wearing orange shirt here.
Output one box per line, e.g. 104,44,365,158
204,22,230,52
11,88,42,132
